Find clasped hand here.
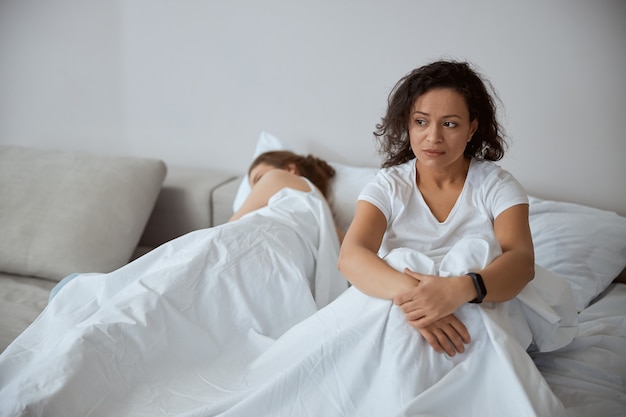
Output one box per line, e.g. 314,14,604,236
393,268,471,356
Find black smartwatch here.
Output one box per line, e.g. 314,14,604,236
466,272,487,304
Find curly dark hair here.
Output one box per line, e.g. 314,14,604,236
374,60,507,168
248,150,336,197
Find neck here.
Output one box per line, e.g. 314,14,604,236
415,157,470,189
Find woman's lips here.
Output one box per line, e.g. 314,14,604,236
422,149,444,157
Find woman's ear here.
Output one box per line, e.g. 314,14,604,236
286,163,299,175
469,119,479,141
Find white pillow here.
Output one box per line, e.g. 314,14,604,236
232,132,378,232
232,131,289,213
528,196,626,311
327,162,378,232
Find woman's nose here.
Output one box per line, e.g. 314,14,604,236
427,125,443,143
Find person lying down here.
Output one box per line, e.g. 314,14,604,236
0,150,349,416
0,60,578,417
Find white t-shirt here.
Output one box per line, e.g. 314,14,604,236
359,158,528,263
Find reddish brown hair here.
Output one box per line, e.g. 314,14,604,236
249,150,336,197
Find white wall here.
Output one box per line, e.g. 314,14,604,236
1,0,625,214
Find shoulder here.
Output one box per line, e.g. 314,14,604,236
362,159,413,196
469,158,503,176
380,159,415,177
229,169,312,222
256,169,312,193
469,159,528,217
374,159,415,189
359,159,415,220
470,159,522,187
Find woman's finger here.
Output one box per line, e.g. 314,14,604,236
448,316,471,344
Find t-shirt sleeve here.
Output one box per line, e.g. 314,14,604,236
358,172,394,221
484,167,529,219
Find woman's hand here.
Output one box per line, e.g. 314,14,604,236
393,269,476,328
393,269,474,355
412,314,470,356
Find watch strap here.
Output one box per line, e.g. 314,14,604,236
467,272,487,304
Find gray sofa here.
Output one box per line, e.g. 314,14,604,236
0,146,240,352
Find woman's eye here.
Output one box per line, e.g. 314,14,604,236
249,174,261,186
416,119,427,126
443,121,457,128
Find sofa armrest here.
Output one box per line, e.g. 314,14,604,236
211,176,241,227
138,166,237,248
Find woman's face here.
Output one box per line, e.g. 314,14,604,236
248,162,298,186
248,163,277,186
408,88,478,171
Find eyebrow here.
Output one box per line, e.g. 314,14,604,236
412,110,462,119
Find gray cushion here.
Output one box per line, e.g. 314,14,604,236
0,273,57,352
0,146,167,281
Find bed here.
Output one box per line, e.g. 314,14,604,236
0,132,625,417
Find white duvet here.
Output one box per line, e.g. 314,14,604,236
0,187,577,417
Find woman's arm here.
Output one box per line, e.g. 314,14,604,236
338,200,420,296
474,202,535,301
339,200,471,355
395,203,535,327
